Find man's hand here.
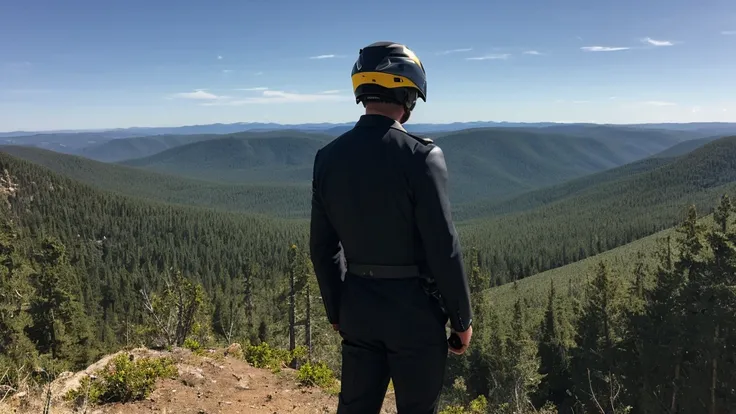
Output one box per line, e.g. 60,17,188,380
332,324,339,331
449,325,473,355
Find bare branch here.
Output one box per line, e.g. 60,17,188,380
588,368,605,414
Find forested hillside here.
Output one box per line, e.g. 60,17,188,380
0,145,312,217
445,196,736,413
77,133,225,162
650,135,722,158
117,126,699,204
4,135,736,290
459,136,736,283
455,157,675,220
0,151,336,387
0,132,127,153
120,131,333,183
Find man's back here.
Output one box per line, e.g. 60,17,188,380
313,114,435,267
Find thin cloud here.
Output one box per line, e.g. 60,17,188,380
310,54,336,59
642,101,677,106
217,55,223,60
2,61,32,72
466,54,510,60
437,48,473,55
171,90,226,100
235,87,269,91
581,46,630,52
222,69,233,73
722,30,736,35
254,72,264,76
319,90,342,94
6,88,55,94
201,90,352,106
523,50,542,55
641,37,673,46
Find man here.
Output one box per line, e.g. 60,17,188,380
309,41,473,414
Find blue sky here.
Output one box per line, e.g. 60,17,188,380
1,0,735,131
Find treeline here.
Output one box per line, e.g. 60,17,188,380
444,195,736,413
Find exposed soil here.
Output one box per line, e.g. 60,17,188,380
0,346,398,414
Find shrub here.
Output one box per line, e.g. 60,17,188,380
65,353,178,405
439,405,468,414
468,395,488,413
243,342,307,372
296,361,335,389
439,395,488,414
183,337,203,355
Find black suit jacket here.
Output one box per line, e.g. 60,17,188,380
309,114,473,333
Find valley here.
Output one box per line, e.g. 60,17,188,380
1,122,735,414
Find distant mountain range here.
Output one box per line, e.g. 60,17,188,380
0,121,561,139
2,121,735,163
4,120,736,140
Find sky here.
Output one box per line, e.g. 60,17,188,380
1,0,736,131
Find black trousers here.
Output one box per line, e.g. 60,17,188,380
336,273,449,414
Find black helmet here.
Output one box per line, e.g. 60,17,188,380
351,41,427,113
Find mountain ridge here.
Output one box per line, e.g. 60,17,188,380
117,126,700,204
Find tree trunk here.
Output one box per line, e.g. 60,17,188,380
670,361,680,413
305,282,312,360
289,264,296,353
710,323,719,414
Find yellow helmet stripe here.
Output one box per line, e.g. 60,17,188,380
351,71,421,93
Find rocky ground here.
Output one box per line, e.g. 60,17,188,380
0,346,398,414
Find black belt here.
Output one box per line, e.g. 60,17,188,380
347,263,421,279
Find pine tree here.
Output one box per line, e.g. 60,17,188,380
0,215,38,389
536,279,574,410
677,197,736,413
506,298,542,413
570,261,628,413
26,237,95,369
622,243,685,413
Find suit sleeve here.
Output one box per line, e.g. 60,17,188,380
309,150,345,325
412,145,473,332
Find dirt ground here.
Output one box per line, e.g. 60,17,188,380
0,347,398,414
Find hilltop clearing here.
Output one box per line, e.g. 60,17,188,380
0,346,398,414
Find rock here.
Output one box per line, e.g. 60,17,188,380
180,366,206,387
225,343,244,359
235,380,250,390
12,391,27,399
